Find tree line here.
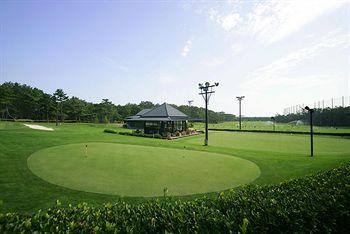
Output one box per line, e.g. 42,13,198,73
274,107,350,126
0,82,235,124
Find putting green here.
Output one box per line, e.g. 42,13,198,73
28,142,260,196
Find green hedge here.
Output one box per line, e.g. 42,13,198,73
118,131,162,139
1,165,349,233
103,129,162,139
103,129,118,134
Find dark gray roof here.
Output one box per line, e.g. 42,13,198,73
135,109,152,116
127,117,172,121
142,103,187,117
125,103,188,122
125,115,140,120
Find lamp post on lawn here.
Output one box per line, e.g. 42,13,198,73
188,100,194,124
304,106,314,157
271,117,276,131
236,96,245,130
199,82,219,146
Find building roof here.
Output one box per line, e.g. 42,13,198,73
142,103,187,117
125,103,189,122
135,109,152,116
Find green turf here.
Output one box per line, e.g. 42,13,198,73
0,121,349,213
28,143,260,196
183,131,350,155
193,121,350,133
0,121,26,130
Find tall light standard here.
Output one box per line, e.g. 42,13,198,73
236,96,245,130
271,117,276,131
199,82,219,146
188,100,194,123
304,106,314,157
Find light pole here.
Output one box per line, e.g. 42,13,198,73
236,96,245,130
199,82,219,146
188,100,194,123
271,117,276,131
304,106,314,157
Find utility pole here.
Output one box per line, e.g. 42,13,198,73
199,82,219,146
236,96,245,130
304,106,314,157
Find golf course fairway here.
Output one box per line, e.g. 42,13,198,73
27,142,260,196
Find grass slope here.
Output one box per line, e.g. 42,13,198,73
0,121,349,213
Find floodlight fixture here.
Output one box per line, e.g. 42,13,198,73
198,81,219,146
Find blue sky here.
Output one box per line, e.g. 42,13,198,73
1,0,349,116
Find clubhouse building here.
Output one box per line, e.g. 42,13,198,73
124,103,189,135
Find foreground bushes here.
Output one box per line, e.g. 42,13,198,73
1,165,349,233
104,129,163,139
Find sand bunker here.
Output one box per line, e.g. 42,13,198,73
24,124,54,131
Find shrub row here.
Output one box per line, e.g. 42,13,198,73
104,129,163,139
1,165,349,233
103,129,118,134
104,129,201,140
118,131,162,139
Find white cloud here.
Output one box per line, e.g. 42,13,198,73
181,39,192,57
205,0,347,44
218,12,242,31
231,44,242,55
207,2,242,32
246,0,347,43
240,30,350,93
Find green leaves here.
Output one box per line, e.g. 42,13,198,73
0,165,349,233
241,218,249,234
104,129,118,134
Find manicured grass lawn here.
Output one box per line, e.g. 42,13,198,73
193,121,350,133
183,131,350,155
28,142,259,196
0,121,349,213
0,121,26,130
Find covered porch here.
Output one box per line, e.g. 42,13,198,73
144,120,188,135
